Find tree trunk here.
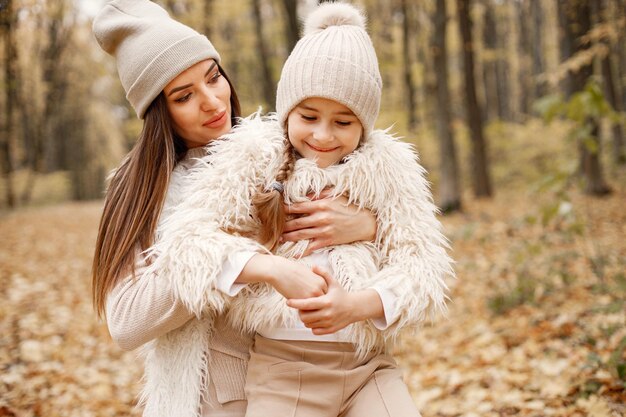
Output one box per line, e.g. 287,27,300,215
495,3,511,121
400,0,417,131
457,0,492,198
481,0,499,122
280,0,299,54
433,0,461,212
516,0,531,118
598,0,625,164
557,0,575,98
565,0,611,195
251,0,276,111
530,1,546,98
0,0,17,208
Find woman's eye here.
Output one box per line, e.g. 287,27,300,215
208,72,222,84
175,93,191,103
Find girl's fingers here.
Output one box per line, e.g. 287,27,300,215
287,297,326,311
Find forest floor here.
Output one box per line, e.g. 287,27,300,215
0,128,625,416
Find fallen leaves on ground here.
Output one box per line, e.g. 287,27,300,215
0,185,624,416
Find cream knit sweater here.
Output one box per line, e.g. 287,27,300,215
105,147,252,417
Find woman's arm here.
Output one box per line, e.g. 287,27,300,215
106,262,194,351
282,192,377,256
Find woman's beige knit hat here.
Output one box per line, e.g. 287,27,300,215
276,2,382,138
93,0,220,119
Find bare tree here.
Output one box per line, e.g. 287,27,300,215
457,0,492,198
251,0,276,111
0,0,17,207
280,0,300,54
432,0,461,212
530,1,545,98
516,0,531,117
400,0,417,131
481,0,499,122
597,0,625,163
494,3,511,121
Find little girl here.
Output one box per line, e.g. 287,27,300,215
148,3,452,416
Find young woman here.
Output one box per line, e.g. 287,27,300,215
148,3,453,417
91,1,377,417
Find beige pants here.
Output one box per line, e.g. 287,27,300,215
244,335,421,417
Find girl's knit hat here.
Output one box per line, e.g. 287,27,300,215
92,0,220,119
276,2,382,138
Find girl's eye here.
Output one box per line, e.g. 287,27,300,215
301,114,316,121
175,93,191,103
336,121,352,126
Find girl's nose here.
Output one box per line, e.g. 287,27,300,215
312,123,333,142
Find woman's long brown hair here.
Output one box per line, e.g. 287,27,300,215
92,65,240,318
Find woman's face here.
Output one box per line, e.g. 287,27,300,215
164,59,232,148
287,97,363,168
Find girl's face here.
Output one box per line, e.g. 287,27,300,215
287,97,363,168
164,59,231,148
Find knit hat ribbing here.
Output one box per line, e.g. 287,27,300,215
93,0,220,119
276,2,382,138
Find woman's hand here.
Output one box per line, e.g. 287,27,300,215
239,254,328,300
286,267,384,335
282,190,377,257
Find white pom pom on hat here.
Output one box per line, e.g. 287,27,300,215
303,2,367,36
276,2,382,138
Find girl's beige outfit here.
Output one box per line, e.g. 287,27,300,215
147,114,453,417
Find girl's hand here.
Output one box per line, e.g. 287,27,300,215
286,266,384,335
239,254,328,300
282,190,377,257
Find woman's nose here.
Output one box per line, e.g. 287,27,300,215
199,87,220,112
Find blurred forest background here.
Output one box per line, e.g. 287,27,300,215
0,0,625,416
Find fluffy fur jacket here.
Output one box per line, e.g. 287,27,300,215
141,113,453,413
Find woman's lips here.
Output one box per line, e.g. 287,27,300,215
203,111,227,128
306,142,338,152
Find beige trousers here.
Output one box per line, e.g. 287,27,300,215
244,335,422,417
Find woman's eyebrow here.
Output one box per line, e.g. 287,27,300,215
167,62,217,96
